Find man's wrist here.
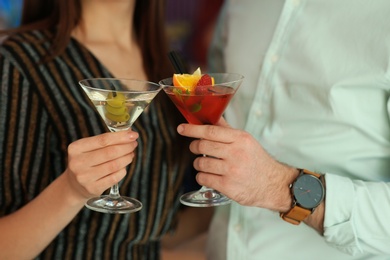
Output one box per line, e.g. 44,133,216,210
304,175,326,233
280,169,325,225
278,167,300,212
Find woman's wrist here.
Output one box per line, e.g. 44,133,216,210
60,170,89,209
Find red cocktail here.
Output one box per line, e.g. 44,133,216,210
164,85,235,125
159,73,244,207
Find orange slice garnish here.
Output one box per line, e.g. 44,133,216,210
173,68,202,93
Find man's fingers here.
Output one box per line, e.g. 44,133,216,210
177,123,238,143
196,172,225,194
216,117,231,128
193,155,226,176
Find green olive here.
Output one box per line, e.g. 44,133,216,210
105,112,130,122
107,92,125,107
105,92,128,122
105,104,127,116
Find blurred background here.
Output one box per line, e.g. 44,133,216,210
0,0,23,29
165,0,224,72
0,0,224,71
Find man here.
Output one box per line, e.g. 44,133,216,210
176,0,390,259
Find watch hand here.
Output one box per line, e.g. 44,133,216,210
298,189,311,195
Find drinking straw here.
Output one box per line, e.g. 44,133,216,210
168,51,188,74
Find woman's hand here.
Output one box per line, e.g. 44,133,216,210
64,130,139,202
0,130,139,259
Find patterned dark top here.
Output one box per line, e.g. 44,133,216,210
0,30,191,259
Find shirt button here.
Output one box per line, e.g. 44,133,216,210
234,224,242,233
270,54,279,63
255,110,262,117
292,0,301,6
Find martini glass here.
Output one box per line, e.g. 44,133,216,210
79,78,161,213
159,73,244,207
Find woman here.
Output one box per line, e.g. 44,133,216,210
0,0,207,259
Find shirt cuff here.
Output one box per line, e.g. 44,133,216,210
323,174,363,255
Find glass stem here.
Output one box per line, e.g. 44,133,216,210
199,186,211,192
200,154,214,192
107,129,124,199
109,184,121,199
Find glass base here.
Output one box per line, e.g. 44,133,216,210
85,195,142,214
180,187,231,207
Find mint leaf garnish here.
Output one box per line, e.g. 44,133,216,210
173,88,183,95
190,103,202,113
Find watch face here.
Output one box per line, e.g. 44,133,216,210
292,174,324,209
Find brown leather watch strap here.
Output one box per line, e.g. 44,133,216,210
304,169,321,178
280,205,311,225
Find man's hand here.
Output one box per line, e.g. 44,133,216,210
177,118,298,212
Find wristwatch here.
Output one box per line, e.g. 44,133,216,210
280,169,325,225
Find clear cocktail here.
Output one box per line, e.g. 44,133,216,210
79,78,161,213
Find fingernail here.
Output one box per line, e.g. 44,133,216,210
177,125,184,133
127,130,138,139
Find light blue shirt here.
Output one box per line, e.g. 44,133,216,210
207,0,390,259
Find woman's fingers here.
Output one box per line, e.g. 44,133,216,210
77,141,138,170
68,130,138,168
85,167,128,195
65,130,139,198
69,130,138,154
75,148,136,184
